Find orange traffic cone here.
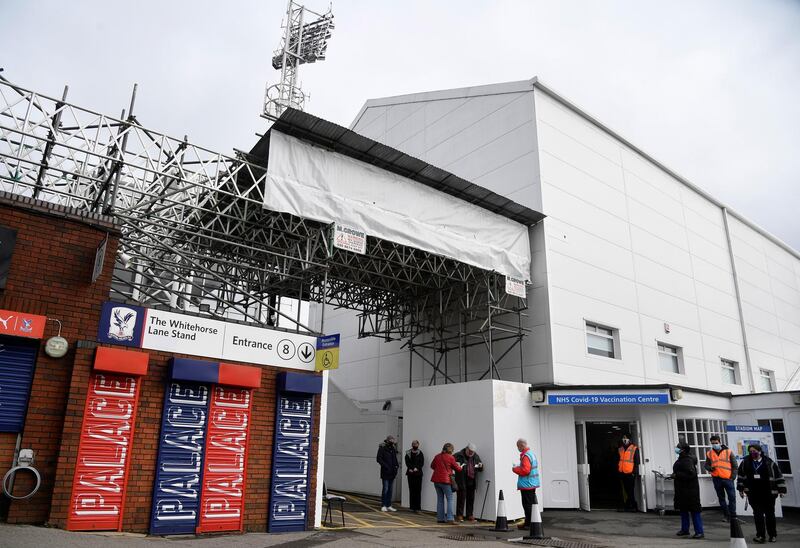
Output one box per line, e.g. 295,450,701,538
493,489,510,532
729,517,747,547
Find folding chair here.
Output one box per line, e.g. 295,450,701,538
323,483,346,527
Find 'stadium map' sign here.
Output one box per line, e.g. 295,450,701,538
97,301,319,371
547,393,670,405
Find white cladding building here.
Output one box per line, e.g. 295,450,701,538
322,78,800,518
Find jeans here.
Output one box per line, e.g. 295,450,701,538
680,511,704,534
381,478,394,508
434,482,455,522
712,477,737,517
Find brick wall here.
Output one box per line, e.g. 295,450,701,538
0,198,119,524
48,346,322,533
0,195,322,533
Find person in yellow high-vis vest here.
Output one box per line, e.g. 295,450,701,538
704,434,738,521
617,433,639,512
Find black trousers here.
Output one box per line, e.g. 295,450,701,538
407,474,422,511
456,477,476,517
750,494,778,539
620,473,637,509
520,489,537,525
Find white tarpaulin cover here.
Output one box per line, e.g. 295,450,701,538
264,130,531,281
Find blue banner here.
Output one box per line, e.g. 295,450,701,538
268,393,314,532
548,393,669,405
150,381,210,535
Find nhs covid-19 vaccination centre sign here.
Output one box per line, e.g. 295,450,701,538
97,301,319,371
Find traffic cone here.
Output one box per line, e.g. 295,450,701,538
729,517,747,547
524,491,545,539
493,489,510,532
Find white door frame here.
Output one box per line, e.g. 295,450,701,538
574,421,590,511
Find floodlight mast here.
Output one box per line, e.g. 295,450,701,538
263,0,334,121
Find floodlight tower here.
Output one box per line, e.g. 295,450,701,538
263,0,334,121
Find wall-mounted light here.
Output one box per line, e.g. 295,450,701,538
530,390,546,404
118,252,132,269
670,388,684,402
45,318,69,358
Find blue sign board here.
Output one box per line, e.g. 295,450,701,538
0,340,38,432
150,381,210,535
97,301,146,347
268,393,314,532
548,393,670,405
727,425,772,433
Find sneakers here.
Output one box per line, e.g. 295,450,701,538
676,530,690,536
692,533,704,539
769,537,777,543
456,515,464,522
753,537,766,544
386,506,397,512
380,506,388,512
467,515,476,522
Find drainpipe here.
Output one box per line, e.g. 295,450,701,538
722,207,756,393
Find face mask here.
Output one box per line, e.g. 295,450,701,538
750,451,760,459
622,440,630,446
675,447,682,455
412,446,419,451
712,444,721,451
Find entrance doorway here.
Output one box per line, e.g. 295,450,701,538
586,422,629,509
575,421,645,511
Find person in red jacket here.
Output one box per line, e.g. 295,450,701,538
430,442,462,523
512,438,540,529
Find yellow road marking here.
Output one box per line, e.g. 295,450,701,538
343,493,422,527
343,511,374,527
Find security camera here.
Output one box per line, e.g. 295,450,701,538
118,252,132,268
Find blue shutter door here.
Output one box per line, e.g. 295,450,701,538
0,339,39,432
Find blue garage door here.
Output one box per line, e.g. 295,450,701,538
0,338,39,432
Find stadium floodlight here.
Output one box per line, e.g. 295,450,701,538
263,1,335,121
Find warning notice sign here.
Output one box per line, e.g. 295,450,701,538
333,223,367,254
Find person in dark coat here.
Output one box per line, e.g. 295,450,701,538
673,441,704,539
376,435,400,512
737,443,787,543
405,440,424,512
454,443,483,521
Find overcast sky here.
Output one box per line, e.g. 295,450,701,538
2,0,798,250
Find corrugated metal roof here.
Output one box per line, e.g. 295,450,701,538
253,108,545,226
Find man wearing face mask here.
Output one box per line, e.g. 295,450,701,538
405,440,425,513
704,434,738,522
376,435,400,512
617,433,640,512
737,443,786,543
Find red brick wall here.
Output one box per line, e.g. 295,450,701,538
0,199,119,524
48,346,321,533
0,196,322,533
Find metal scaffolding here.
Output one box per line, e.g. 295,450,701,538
0,77,537,383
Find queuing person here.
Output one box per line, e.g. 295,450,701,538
431,442,462,524
405,439,425,513
673,442,704,539
511,438,540,530
454,443,483,522
376,435,399,512
617,433,640,512
704,434,738,521
737,443,787,544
